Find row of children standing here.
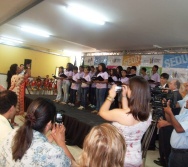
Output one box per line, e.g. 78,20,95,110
53,63,132,114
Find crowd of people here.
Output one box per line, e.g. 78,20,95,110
0,61,188,167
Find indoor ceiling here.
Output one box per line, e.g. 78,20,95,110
0,0,188,54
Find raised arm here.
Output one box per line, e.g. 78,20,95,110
99,85,125,122
164,100,185,133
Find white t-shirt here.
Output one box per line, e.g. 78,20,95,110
96,72,108,89
150,72,160,88
63,70,73,83
0,115,13,145
141,74,149,80
79,72,84,78
81,74,91,88
119,77,129,84
71,73,80,90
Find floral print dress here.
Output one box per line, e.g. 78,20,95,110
112,115,151,167
0,129,71,167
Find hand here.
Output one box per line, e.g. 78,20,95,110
51,123,66,146
0,85,5,92
163,100,173,115
109,84,117,98
121,85,127,97
157,119,169,128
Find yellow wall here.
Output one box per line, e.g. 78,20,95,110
0,44,69,77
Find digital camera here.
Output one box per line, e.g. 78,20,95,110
55,111,64,124
115,86,122,92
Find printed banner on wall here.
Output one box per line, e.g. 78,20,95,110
84,56,94,66
107,56,122,66
141,55,163,67
163,54,188,68
94,56,108,65
162,68,188,83
122,55,141,66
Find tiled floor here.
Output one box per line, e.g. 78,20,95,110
15,115,160,167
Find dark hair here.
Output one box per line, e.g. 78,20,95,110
90,66,94,69
6,64,18,89
12,98,56,161
98,63,106,72
84,66,91,72
131,66,137,71
153,65,159,71
0,90,17,114
141,67,146,72
110,69,117,77
73,66,78,70
128,76,151,121
116,66,123,73
67,63,74,71
160,73,169,80
175,80,181,89
121,70,127,73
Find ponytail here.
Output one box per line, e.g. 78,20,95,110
12,120,33,161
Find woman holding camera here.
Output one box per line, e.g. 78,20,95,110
0,98,74,167
99,76,152,167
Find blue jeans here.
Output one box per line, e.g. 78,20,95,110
77,84,81,102
96,88,107,111
69,89,77,104
168,149,188,167
81,87,89,107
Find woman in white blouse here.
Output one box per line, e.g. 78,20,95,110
0,98,74,167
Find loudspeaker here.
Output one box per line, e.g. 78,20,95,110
24,59,32,69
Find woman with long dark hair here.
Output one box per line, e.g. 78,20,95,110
99,76,152,167
0,98,73,166
6,64,18,89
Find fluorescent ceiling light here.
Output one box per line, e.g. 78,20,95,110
153,45,162,48
0,36,23,43
0,39,16,46
21,26,50,37
64,4,106,25
63,50,83,56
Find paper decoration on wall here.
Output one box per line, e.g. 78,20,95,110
141,55,163,67
163,54,188,68
107,56,122,66
122,55,141,66
84,56,94,66
94,56,108,65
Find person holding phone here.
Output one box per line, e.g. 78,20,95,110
0,98,74,166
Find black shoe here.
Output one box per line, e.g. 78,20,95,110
153,160,165,166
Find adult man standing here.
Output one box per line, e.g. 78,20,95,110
154,79,182,166
0,90,17,144
163,99,188,167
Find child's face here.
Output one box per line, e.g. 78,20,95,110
73,69,78,73
84,68,89,73
121,71,126,77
